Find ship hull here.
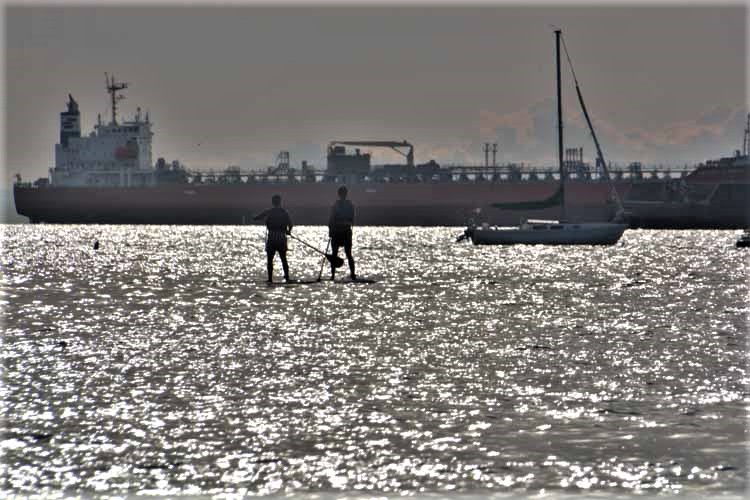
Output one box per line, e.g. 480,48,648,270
625,201,750,229
15,181,626,226
624,183,750,229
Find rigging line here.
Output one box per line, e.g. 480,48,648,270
559,32,625,218
560,34,580,86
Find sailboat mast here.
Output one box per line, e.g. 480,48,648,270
555,29,566,222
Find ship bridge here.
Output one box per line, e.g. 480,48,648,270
51,74,156,188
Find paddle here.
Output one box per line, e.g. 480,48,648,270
288,233,344,268
317,238,332,281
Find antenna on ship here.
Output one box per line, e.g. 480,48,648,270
104,72,129,125
743,113,749,157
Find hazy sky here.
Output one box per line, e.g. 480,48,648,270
4,2,748,183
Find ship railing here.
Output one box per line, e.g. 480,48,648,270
14,165,697,190
179,165,696,185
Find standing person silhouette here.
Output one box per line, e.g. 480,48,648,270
328,185,356,281
253,194,293,283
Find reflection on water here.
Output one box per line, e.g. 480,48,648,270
1,225,747,498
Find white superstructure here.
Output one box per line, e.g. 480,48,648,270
50,75,156,187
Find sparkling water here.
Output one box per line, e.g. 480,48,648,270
2,225,747,498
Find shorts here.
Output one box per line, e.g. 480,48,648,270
266,230,287,253
331,226,352,248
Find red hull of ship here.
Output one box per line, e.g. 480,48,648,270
14,181,628,226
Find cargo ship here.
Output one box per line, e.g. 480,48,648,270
12,76,748,228
623,114,750,229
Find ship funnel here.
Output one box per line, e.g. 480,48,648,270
60,94,81,148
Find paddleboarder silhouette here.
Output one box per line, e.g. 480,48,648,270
254,194,293,283
328,185,356,281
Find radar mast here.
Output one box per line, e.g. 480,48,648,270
105,73,129,125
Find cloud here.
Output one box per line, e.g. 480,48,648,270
417,143,478,166
696,106,733,126
478,105,539,145
616,109,741,153
473,102,747,166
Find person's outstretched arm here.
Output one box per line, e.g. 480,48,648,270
253,209,269,221
285,211,293,235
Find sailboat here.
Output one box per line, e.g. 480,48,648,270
467,30,627,246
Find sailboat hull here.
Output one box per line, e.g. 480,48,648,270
470,222,627,246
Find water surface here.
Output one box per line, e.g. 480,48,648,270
1,225,747,498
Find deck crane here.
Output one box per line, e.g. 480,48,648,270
327,140,414,167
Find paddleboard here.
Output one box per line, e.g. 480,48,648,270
333,277,378,284
265,279,321,286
